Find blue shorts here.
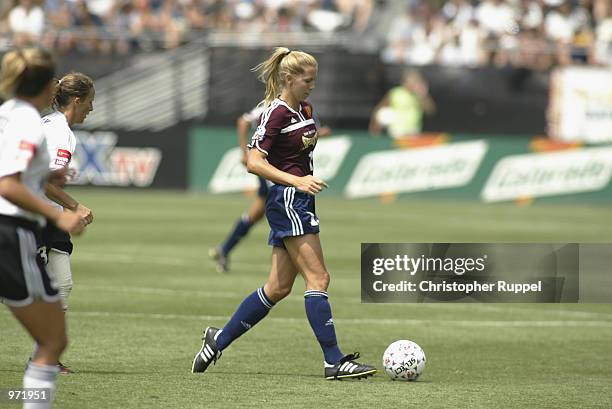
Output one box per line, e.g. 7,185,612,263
257,176,269,198
266,185,320,248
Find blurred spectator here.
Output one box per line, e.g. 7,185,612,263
71,0,112,53
0,0,608,67
382,0,611,69
369,69,436,139
8,0,45,46
595,8,612,65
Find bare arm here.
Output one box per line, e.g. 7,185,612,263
246,149,327,195
236,116,251,166
45,183,78,211
45,183,93,225
0,174,84,234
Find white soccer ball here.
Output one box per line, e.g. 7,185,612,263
382,340,426,381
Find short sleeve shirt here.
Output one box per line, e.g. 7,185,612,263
0,99,49,225
247,99,319,178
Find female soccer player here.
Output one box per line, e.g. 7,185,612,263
209,103,331,273
36,72,95,373
193,47,376,380
0,47,84,409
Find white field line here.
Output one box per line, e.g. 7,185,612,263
74,252,273,270
72,252,612,320
76,284,612,320
62,311,612,327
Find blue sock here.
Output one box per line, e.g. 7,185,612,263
304,290,343,364
221,214,252,256
216,287,274,351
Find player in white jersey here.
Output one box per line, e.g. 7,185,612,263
0,47,84,409
35,72,95,374
42,73,94,308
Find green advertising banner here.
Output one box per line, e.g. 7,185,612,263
189,127,612,204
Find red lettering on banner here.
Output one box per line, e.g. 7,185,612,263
110,148,161,187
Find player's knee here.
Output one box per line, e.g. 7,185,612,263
265,283,292,302
307,270,330,291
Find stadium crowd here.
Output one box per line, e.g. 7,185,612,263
0,0,375,53
0,0,610,68
383,0,612,68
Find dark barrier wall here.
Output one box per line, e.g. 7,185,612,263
206,47,549,135
71,125,188,189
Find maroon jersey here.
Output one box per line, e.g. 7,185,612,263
248,99,319,177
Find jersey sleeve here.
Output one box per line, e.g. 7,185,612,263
247,105,285,156
43,119,73,170
0,112,44,177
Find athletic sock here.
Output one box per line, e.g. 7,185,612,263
23,361,59,409
221,214,252,256
216,287,274,351
304,290,343,364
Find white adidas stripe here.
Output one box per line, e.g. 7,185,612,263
283,187,303,236
283,187,297,235
257,288,273,309
304,290,328,298
250,100,281,155
280,118,314,134
287,188,303,235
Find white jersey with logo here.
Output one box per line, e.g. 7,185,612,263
242,102,266,129
0,99,49,226
42,111,76,210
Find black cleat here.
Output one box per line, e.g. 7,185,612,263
209,247,229,273
324,352,377,380
191,326,222,373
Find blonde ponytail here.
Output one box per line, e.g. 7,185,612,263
252,47,318,107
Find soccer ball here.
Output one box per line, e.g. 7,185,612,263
382,340,426,381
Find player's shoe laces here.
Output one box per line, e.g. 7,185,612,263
324,352,377,380
209,247,229,273
191,326,222,373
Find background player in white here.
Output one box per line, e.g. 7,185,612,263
0,47,84,409
36,72,95,373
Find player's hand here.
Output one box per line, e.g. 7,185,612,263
295,175,328,195
56,211,85,235
75,203,93,225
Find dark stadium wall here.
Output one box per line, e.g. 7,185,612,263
70,125,188,189
204,47,549,136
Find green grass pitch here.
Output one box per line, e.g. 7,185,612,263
1,189,611,408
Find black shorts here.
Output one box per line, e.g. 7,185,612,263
0,215,60,307
41,220,73,254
